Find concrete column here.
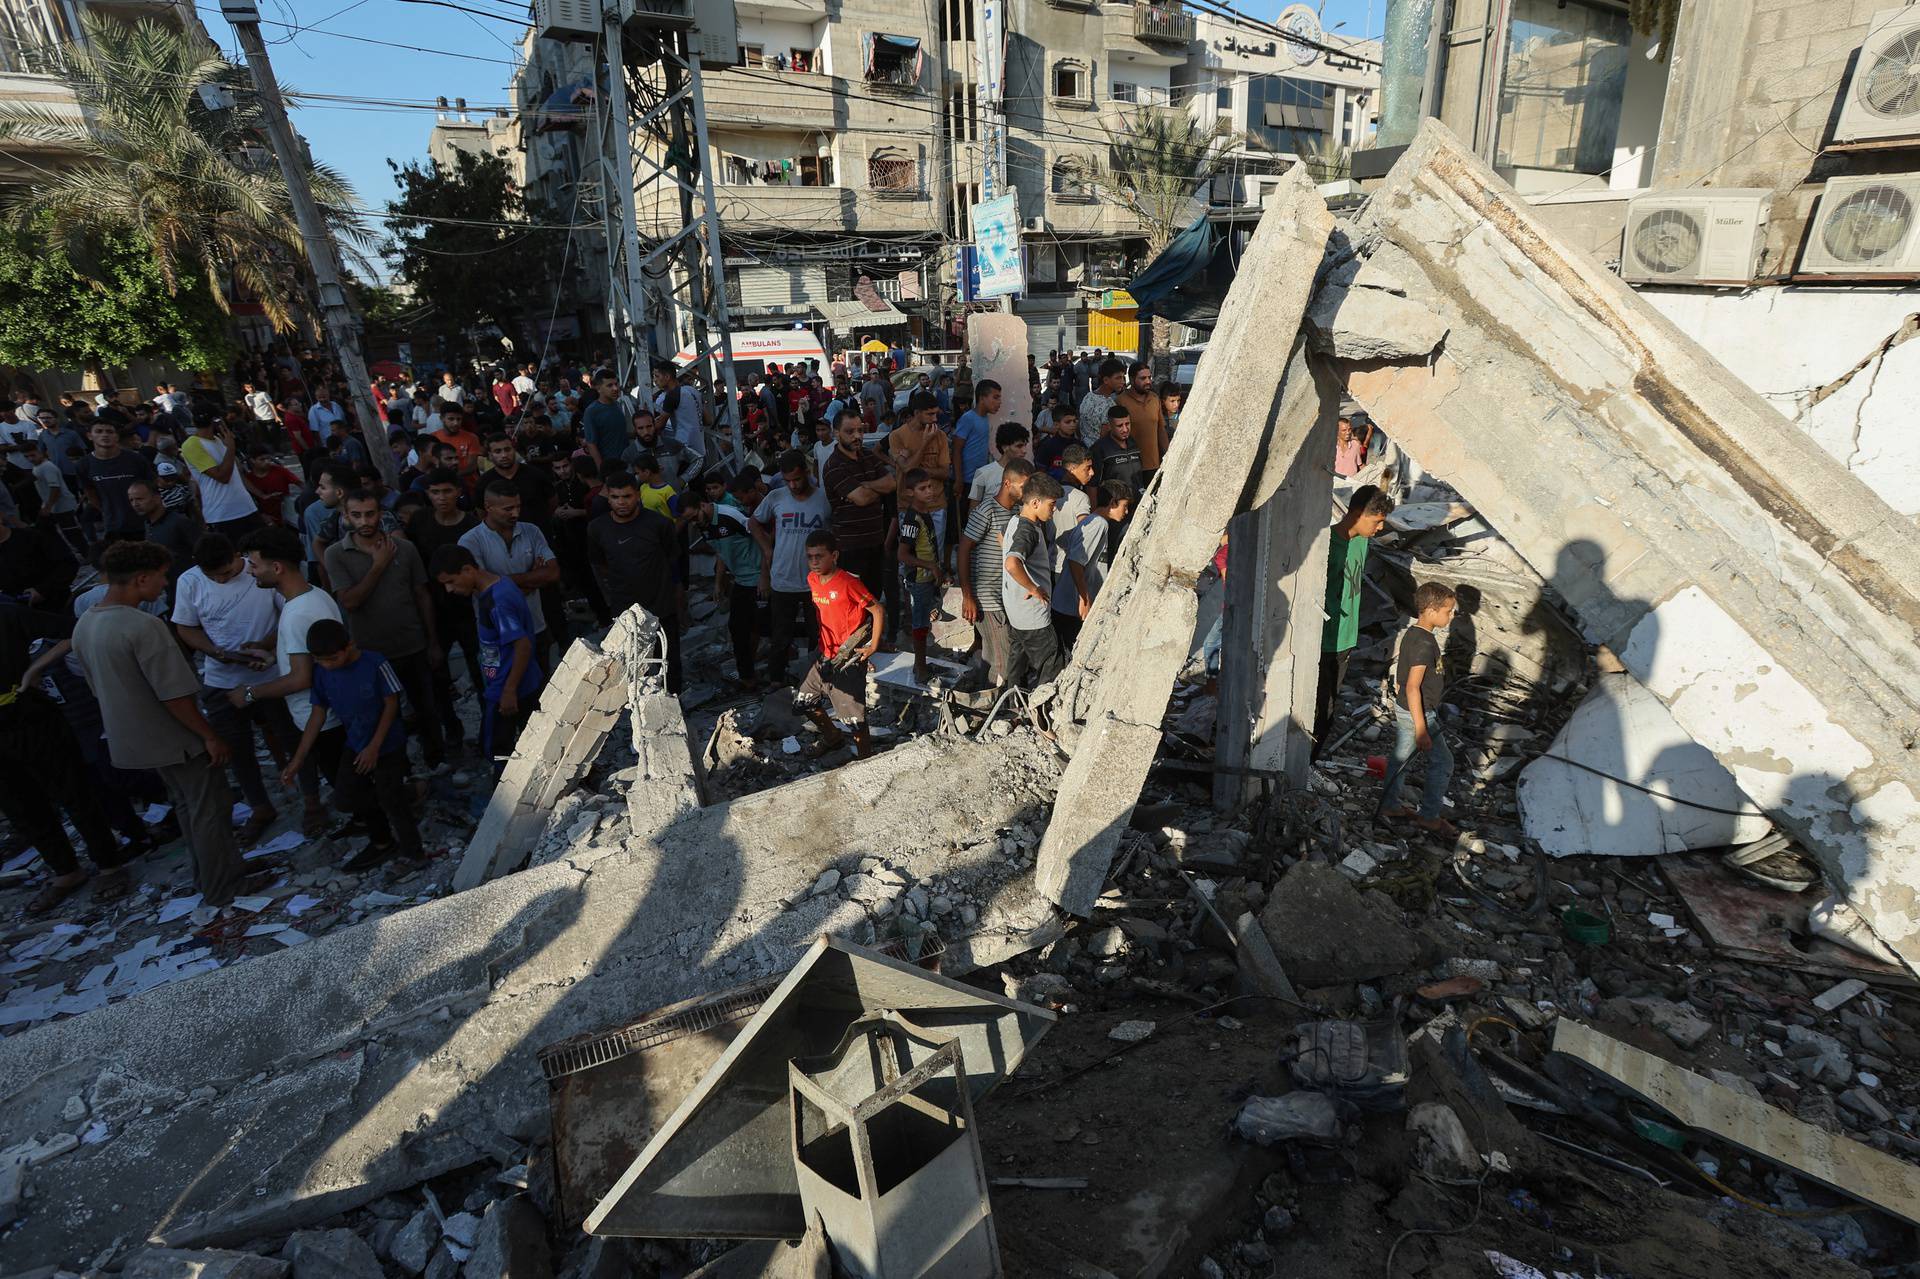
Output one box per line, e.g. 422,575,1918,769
1034,168,1334,916
1212,350,1340,809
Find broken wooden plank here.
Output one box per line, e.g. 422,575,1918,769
1034,166,1335,916
1552,1019,1920,1227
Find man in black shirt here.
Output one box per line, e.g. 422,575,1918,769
477,433,555,527
1090,404,1142,494
407,468,481,748
127,479,202,592
0,602,130,912
588,471,682,692
1378,581,1460,838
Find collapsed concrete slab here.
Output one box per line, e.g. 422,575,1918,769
1034,164,1334,917
1338,122,1920,967
0,733,1060,1271
454,607,695,890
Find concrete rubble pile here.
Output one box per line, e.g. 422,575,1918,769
6,120,1920,1278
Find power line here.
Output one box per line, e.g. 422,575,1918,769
388,0,530,25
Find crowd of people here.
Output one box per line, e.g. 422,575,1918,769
0,334,1438,925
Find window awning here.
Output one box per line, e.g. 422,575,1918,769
862,33,924,75
817,298,909,333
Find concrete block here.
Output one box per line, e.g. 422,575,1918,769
1344,121,1920,967
0,734,1059,1271
1035,163,1334,916
121,1249,290,1279
966,311,1033,443
462,1197,551,1279
1743,34,1810,77
1804,24,1873,66
286,1230,382,1279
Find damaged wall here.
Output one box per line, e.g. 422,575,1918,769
0,734,1060,1271
1639,288,1920,519
1332,122,1920,969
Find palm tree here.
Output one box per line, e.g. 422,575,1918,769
0,14,367,335
1100,107,1244,257
1098,107,1244,361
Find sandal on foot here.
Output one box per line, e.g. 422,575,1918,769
26,876,87,915
90,868,132,904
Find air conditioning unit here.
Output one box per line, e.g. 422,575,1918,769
1834,6,1920,144
534,0,600,42
1801,174,1920,275
1024,216,1049,234
621,0,738,67
1620,189,1771,285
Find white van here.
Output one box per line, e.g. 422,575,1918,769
674,330,830,384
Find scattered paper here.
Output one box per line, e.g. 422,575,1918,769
1812,979,1868,1012
1647,912,1676,928
231,803,252,824
228,896,274,913
781,736,802,755
1486,1252,1583,1279
245,832,303,860
1,847,38,874
141,803,172,824
156,895,203,924
284,894,323,917
274,929,312,947
77,963,115,992
80,1121,109,1145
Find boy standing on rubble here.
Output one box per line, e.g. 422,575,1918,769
1000,472,1065,688
796,530,884,758
1312,484,1394,758
1378,581,1459,837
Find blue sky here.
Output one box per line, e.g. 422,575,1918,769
197,0,1379,231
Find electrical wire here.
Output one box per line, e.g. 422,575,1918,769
387,0,529,25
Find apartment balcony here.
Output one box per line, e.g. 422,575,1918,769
709,183,857,232
1101,2,1192,66
702,67,837,131
1133,2,1194,44
0,72,85,177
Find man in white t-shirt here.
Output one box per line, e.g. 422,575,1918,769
437,371,468,407
230,525,344,837
173,530,285,842
511,363,537,398
749,449,832,683
180,417,263,535
243,380,277,425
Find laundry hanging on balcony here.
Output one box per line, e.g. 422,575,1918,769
534,80,593,133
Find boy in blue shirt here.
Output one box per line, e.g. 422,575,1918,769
430,544,545,773
280,618,423,870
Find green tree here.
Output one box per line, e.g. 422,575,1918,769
0,222,231,372
382,150,568,363
1099,107,1244,360
0,14,366,334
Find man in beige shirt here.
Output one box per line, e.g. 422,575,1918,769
1115,361,1169,481
72,540,245,906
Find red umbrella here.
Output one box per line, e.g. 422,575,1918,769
368,360,406,380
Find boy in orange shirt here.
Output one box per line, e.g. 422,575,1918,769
797,529,884,758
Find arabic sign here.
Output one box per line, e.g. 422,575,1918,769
970,192,1024,299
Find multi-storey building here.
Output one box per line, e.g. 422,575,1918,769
0,0,209,183
1365,0,1920,521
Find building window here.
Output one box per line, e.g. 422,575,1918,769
869,147,918,195
866,34,922,89
1051,159,1092,200
948,84,979,142
1053,60,1090,104
1112,80,1138,104
738,44,766,68
719,148,835,187
949,180,982,237
941,0,976,42
1248,74,1331,155
1495,0,1631,174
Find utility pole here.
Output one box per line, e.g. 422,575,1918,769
221,0,397,488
